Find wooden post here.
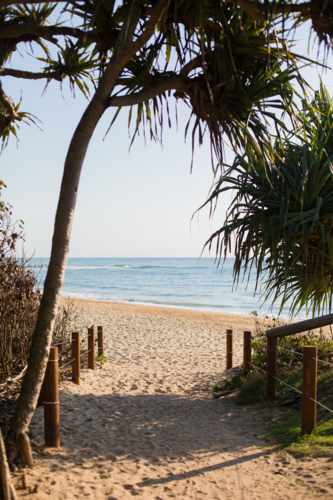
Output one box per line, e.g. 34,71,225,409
44,347,60,448
88,327,95,370
266,337,278,399
243,331,252,374
302,345,317,435
226,329,233,370
72,331,80,385
97,326,104,357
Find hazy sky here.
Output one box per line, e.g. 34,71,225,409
2,21,333,258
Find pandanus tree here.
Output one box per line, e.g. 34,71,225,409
200,84,333,318
0,0,326,470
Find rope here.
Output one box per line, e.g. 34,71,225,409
309,397,333,414
80,335,94,342
314,358,333,368
274,345,303,356
81,349,91,357
222,331,244,336
251,339,266,344
43,401,59,405
272,376,302,395
51,340,72,347
47,359,59,362
249,362,267,375
59,359,75,370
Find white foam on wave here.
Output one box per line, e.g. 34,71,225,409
66,265,132,270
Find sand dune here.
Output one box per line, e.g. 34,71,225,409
14,299,333,499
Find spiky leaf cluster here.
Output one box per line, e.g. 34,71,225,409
201,84,333,316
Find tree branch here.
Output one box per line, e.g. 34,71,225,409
106,74,186,108
0,0,69,7
180,56,203,77
0,81,20,120
0,66,61,81
0,24,99,44
119,0,167,68
234,0,311,21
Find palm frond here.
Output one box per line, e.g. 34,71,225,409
200,83,333,317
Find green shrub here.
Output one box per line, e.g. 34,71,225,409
237,371,266,404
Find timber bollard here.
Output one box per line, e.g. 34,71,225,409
226,329,233,370
88,327,95,370
266,337,278,399
302,345,317,435
44,347,60,448
72,331,80,385
243,331,252,374
97,326,104,357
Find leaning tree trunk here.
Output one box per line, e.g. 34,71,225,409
5,70,117,464
5,1,165,463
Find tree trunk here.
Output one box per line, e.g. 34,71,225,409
0,429,15,500
6,0,166,463
6,75,115,463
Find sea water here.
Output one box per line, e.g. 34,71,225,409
29,257,302,319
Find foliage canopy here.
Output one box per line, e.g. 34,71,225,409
201,84,333,317
0,0,317,165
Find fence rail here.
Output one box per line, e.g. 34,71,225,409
266,313,333,338
223,327,333,436
41,325,104,448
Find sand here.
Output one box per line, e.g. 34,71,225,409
14,298,333,499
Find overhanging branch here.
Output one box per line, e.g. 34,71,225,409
0,66,61,81
0,81,20,120
180,56,202,77
119,0,167,68
235,0,311,21
0,24,100,44
0,80,21,136
0,0,69,7
106,75,186,108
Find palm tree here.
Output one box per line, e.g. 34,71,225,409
200,83,333,317
0,0,315,465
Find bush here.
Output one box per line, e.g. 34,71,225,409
237,371,266,404
0,256,41,377
0,185,41,379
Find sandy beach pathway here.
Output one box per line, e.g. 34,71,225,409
16,300,333,499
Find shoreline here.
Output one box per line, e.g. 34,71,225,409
60,295,269,331
60,296,330,335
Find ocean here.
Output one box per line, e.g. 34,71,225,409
29,257,301,319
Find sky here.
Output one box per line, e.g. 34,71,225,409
1,19,333,259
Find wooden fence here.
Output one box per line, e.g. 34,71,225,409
41,316,333,448
224,323,333,436
40,326,104,448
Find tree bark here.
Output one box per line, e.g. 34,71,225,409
6,0,166,463
0,429,12,500
6,80,112,462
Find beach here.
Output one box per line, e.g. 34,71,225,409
16,298,333,499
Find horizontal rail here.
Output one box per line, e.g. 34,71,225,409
266,313,333,339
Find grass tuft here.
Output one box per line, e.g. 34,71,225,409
235,365,333,455
237,371,266,405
